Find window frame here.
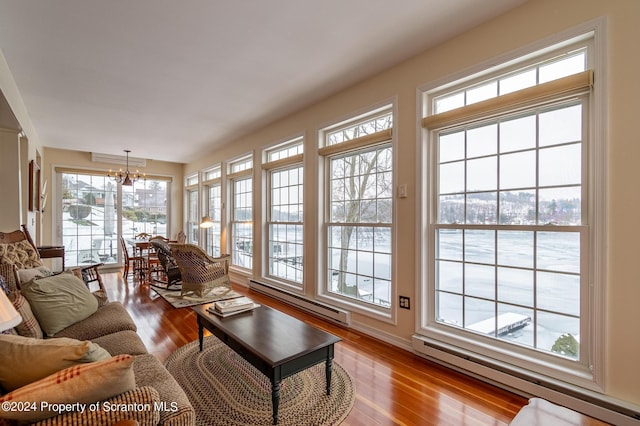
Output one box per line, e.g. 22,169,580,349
184,173,199,244
56,168,171,268
203,165,223,257
228,155,254,271
318,105,397,320
418,31,606,391
263,138,305,288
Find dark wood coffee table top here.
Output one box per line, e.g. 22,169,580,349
193,302,341,424
192,303,340,366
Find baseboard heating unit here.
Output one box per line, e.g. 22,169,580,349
412,335,640,426
249,280,351,327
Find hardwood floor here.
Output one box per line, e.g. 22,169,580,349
103,272,527,425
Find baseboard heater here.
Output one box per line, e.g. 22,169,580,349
249,280,351,327
412,335,640,426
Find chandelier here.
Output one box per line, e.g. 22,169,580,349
107,150,143,186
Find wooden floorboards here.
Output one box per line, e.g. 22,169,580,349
103,272,526,425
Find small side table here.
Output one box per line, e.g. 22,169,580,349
37,245,65,271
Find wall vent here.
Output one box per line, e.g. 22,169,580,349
249,280,351,327
91,152,146,167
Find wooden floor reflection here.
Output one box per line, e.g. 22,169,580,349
103,272,526,426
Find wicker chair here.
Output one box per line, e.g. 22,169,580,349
150,238,181,287
169,243,230,298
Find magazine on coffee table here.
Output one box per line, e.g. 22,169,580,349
207,302,260,317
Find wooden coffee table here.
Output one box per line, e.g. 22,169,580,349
192,303,341,425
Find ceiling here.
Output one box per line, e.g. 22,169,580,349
0,0,525,164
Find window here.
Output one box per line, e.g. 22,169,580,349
263,138,304,285
59,170,169,267
228,156,253,270
203,166,222,257
185,174,199,244
320,108,394,312
121,179,168,240
420,36,601,385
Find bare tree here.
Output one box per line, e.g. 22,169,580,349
331,143,392,296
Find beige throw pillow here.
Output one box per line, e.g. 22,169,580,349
0,354,136,422
0,334,111,391
20,273,99,336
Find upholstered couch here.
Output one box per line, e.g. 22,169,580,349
0,231,195,426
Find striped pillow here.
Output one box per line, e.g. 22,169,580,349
0,354,136,422
8,291,43,339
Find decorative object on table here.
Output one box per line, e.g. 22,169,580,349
165,336,355,426
207,296,258,317
152,285,241,309
169,244,230,298
106,149,144,186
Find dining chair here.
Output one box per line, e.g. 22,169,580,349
119,236,145,282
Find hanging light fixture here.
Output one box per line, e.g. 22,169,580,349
107,150,144,186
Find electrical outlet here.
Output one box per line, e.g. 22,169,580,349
399,296,410,310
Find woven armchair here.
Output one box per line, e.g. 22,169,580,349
169,244,230,297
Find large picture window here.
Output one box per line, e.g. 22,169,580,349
229,156,253,270
434,100,586,358
420,36,602,385
203,166,222,257
264,139,304,285
185,174,199,244
59,170,169,267
320,108,394,312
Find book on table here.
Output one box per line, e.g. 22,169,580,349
211,296,255,313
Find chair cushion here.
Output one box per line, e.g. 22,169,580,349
0,354,135,422
20,273,98,337
52,301,137,341
0,334,111,391
91,329,148,356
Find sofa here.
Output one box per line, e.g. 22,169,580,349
0,232,196,426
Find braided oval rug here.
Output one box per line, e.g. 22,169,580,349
165,336,355,426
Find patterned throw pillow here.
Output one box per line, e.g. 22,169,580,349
16,266,52,286
0,334,111,391
8,291,43,339
0,354,136,422
0,240,43,269
0,272,13,335
0,264,17,293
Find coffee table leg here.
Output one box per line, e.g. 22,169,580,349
271,378,280,425
326,357,333,395
198,317,204,352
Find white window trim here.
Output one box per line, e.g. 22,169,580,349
415,18,607,392
227,154,255,273
261,137,305,289
316,102,399,323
